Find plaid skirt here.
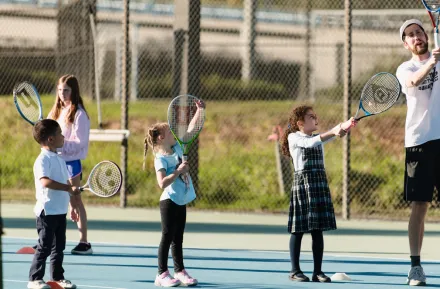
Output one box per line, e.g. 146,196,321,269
287,168,336,233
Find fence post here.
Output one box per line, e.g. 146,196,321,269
120,0,130,208
342,0,352,220
241,0,256,82
173,0,201,194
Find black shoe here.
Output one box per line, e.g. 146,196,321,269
312,272,332,283
32,245,37,250
71,242,93,255
289,271,310,282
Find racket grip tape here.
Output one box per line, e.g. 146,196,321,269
435,32,439,49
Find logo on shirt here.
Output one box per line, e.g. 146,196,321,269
419,67,438,91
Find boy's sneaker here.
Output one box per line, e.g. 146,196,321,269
312,272,332,283
71,242,93,255
407,266,426,286
289,271,310,282
154,271,181,287
51,280,77,289
174,269,198,286
27,280,51,289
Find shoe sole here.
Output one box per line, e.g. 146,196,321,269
154,280,181,287
288,277,310,282
312,278,331,283
407,279,426,286
173,281,198,286
71,249,93,255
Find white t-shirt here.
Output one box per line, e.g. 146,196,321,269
288,131,335,171
33,148,70,216
154,144,196,206
396,57,440,147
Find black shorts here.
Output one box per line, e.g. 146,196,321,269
404,139,440,202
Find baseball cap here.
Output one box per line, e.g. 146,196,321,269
400,19,424,42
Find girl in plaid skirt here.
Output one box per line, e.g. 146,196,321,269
280,105,356,283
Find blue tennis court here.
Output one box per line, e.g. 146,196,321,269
3,236,440,289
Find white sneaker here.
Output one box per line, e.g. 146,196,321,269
154,271,181,287
174,269,198,286
407,266,426,286
27,280,51,289
54,279,77,289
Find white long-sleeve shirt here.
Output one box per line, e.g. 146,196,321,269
55,105,90,162
288,131,335,171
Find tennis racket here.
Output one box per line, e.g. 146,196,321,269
80,161,122,198
167,95,205,191
422,0,440,48
353,72,401,121
13,81,43,125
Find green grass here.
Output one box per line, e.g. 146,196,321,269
0,95,412,216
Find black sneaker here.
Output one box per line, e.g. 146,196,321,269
289,271,310,282
71,242,93,255
312,272,332,283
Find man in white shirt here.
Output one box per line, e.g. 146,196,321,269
396,19,440,287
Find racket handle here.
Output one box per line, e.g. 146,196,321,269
182,155,188,162
435,32,439,49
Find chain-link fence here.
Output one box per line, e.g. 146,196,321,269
1,0,438,220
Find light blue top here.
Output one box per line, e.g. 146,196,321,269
154,144,196,205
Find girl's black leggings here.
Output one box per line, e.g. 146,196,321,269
289,230,324,274
158,199,187,274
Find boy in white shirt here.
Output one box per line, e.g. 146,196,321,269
28,119,80,289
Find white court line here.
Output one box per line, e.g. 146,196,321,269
4,279,127,289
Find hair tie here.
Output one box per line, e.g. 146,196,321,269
288,124,291,129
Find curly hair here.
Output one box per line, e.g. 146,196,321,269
280,105,313,157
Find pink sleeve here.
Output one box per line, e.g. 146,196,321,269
61,109,90,159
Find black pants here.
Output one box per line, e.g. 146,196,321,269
158,199,186,274
29,211,66,281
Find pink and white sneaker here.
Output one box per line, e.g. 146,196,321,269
174,269,198,286
154,271,181,287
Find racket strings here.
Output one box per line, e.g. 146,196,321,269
425,0,440,9
168,96,205,143
89,162,122,197
14,82,41,123
361,74,400,114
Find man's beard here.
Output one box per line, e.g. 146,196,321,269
411,42,429,55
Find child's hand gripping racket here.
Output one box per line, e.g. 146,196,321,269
422,0,440,48
79,161,123,197
167,95,206,192
13,81,43,125
352,72,401,123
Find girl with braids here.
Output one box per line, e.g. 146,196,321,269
280,105,356,283
143,99,205,287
